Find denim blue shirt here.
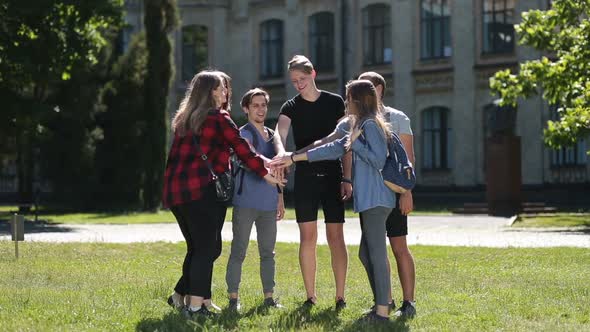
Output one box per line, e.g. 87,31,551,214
307,119,395,212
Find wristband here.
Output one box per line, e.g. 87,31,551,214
290,154,296,163
341,178,352,184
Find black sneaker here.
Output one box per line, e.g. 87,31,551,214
302,297,316,307
167,295,183,310
335,298,347,311
394,300,416,318
360,311,390,323
228,298,241,312
182,304,217,319
263,297,285,309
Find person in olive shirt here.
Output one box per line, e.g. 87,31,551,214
274,55,348,310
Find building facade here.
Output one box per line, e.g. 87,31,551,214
123,0,589,190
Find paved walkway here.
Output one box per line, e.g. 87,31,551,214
1,215,589,248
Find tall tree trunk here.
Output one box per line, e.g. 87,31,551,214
142,0,178,210
16,116,33,212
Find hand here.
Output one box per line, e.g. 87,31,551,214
399,191,413,216
269,152,293,169
263,173,287,188
271,165,285,183
349,127,362,144
276,197,285,221
340,182,353,201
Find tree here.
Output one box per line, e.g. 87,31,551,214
95,33,148,208
0,0,123,206
490,0,590,150
142,0,179,210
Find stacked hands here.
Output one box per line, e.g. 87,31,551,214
265,123,413,215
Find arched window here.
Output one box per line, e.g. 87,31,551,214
362,4,392,65
482,0,515,54
422,107,452,170
260,19,283,78
182,25,208,81
420,0,451,59
309,12,335,71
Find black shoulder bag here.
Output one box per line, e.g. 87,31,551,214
193,135,234,203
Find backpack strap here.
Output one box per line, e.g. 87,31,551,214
240,122,260,149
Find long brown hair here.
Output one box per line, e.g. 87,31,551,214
172,71,222,136
345,80,391,149
209,70,232,111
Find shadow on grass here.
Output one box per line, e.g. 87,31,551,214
268,302,343,331
0,219,74,235
136,310,232,332
341,316,410,332
135,304,411,331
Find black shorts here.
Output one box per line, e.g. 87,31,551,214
386,193,408,237
294,171,345,223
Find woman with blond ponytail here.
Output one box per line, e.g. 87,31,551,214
162,71,284,319
271,79,395,322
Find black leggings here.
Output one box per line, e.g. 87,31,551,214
170,185,227,298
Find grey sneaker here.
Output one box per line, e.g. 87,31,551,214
228,298,241,312
360,311,390,323
167,295,183,310
263,297,285,309
182,305,216,319
394,300,416,318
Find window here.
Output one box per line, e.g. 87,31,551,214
362,4,392,66
182,25,208,82
549,106,587,167
422,107,452,170
309,12,335,72
482,0,515,54
260,19,283,78
420,0,451,59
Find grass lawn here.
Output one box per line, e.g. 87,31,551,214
514,214,590,228
0,205,451,224
0,242,588,331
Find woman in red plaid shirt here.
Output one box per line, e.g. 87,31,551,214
163,71,284,318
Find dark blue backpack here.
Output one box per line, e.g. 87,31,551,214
382,131,416,193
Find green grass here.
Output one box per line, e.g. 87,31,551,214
514,214,590,228
0,242,588,331
0,205,451,224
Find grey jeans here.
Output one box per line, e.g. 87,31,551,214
359,206,393,306
226,206,277,294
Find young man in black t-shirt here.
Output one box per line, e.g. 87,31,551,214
274,55,348,310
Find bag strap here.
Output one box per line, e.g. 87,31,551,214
241,122,260,149
193,135,217,180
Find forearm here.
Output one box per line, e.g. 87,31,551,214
342,151,352,180
273,133,286,155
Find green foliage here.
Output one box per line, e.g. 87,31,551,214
490,0,590,149
142,0,179,210
0,0,123,94
94,33,148,208
0,0,124,204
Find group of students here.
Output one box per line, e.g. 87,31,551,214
162,55,417,322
